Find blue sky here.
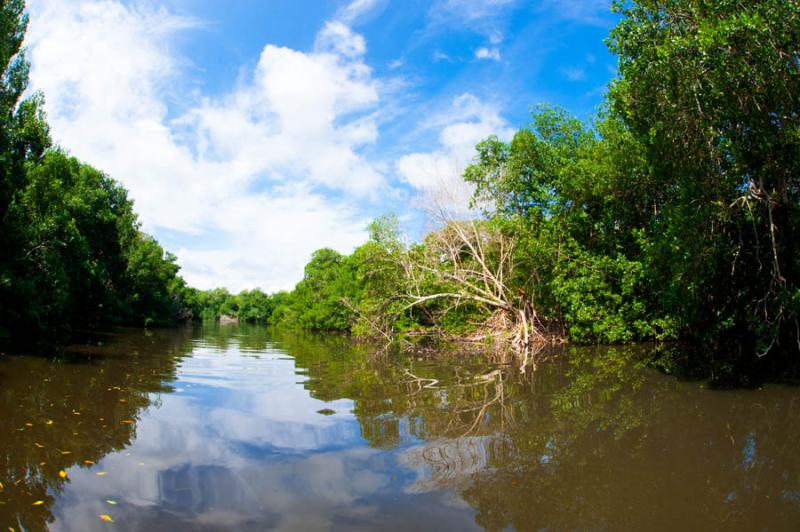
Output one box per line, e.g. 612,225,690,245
25,0,617,291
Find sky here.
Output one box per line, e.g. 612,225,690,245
24,0,618,292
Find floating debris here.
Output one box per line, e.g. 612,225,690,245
99,514,113,522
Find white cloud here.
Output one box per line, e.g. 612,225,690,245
338,0,383,24
26,0,385,291
176,190,368,292
315,21,366,58
475,47,501,61
396,93,514,212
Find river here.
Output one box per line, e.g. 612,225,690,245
1,324,798,531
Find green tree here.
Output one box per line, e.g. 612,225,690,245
608,0,800,355
465,107,675,343
273,248,360,331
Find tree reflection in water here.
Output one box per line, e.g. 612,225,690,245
0,328,193,531
284,336,800,531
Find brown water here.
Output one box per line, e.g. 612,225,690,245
1,325,798,531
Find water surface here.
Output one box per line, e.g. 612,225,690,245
1,325,798,530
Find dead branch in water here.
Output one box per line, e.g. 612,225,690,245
398,200,547,351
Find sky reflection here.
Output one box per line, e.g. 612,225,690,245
48,333,476,531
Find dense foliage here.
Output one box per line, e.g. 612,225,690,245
0,2,188,336
264,0,800,375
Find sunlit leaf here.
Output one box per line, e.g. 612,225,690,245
96,472,108,476
61,451,72,455
46,420,54,425
34,443,44,448
59,470,68,479
121,420,133,424
99,514,113,522
32,500,45,506
105,499,117,505
84,460,95,465
0,481,4,489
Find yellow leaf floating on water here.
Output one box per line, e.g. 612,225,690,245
61,451,72,456
58,470,68,479
46,420,53,425
24,423,32,427
99,514,113,522
95,472,107,476
121,420,133,424
34,443,44,448
84,460,95,465
32,500,45,506
39,462,46,466
105,499,117,505
0,481,4,489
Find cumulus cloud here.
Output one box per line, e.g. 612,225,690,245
26,0,385,291
315,21,367,58
475,47,501,61
396,93,514,212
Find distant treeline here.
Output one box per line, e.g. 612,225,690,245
2,0,800,377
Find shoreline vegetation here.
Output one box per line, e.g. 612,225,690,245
1,1,799,382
